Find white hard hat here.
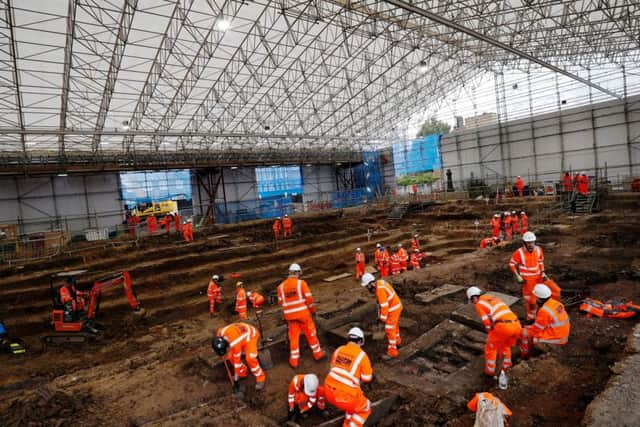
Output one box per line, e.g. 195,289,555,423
523,231,536,242
520,211,525,215
284,214,289,217
289,263,301,272
356,247,361,251
376,243,381,248
277,216,281,219
466,286,482,300
533,284,552,299
517,176,521,178
212,274,219,280
361,273,375,287
398,243,402,248
493,213,500,217
414,234,419,238
303,374,319,396
504,211,510,215
511,210,516,214
246,291,252,297
348,327,365,341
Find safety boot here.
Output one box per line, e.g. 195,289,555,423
255,380,265,391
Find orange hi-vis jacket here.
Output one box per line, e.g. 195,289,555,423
273,219,281,232
326,342,373,390
563,174,573,191
397,247,408,264
467,392,512,417
520,213,529,231
374,249,384,266
490,217,501,230
236,287,247,313
410,238,420,251
516,177,524,191
410,252,421,269
375,280,402,322
207,280,222,301
277,277,316,320
509,245,544,280
282,216,293,229
474,294,518,332
390,253,401,274
530,299,570,344
288,374,326,412
249,291,265,308
217,323,259,355
355,252,365,267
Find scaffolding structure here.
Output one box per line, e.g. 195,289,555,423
0,0,639,172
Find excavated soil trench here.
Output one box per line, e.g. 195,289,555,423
1,197,640,426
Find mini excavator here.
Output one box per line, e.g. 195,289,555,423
43,270,145,344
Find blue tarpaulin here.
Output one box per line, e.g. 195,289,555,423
392,134,442,176
120,169,192,208
256,166,303,198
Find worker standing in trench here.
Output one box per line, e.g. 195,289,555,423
360,273,403,359
466,287,521,377
277,263,325,368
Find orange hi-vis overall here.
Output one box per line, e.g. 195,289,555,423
520,298,570,356
272,219,281,240
504,215,512,240
249,292,265,308
397,247,408,272
235,287,248,320
282,216,293,238
520,213,529,233
207,279,222,315
390,253,401,275
182,222,193,242
288,374,326,413
512,216,520,235
277,277,323,367
490,217,501,238
410,237,420,251
217,323,265,384
467,392,512,417
474,294,522,375
410,252,421,269
355,252,366,280
324,342,373,427
375,279,403,357
510,245,545,320
146,215,158,233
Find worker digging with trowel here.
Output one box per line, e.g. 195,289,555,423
360,273,403,359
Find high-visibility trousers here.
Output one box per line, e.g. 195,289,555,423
324,380,371,427
283,227,292,238
355,263,365,279
384,307,402,357
208,298,217,315
287,315,323,367
492,227,500,238
234,339,265,383
522,277,541,320
519,326,568,357
484,320,521,375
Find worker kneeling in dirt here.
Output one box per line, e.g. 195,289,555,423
520,284,570,359
212,322,266,390
323,327,373,427
467,392,511,427
361,273,403,359
288,373,327,422
247,291,265,309
467,287,521,377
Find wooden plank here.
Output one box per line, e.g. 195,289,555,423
395,320,469,362
323,272,352,282
415,284,465,304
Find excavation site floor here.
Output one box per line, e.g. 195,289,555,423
1,196,639,426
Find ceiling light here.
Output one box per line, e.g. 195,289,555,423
121,120,130,131
216,18,231,32
305,164,312,167
230,166,238,170
57,173,68,177
418,60,428,74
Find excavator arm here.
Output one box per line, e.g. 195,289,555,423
86,271,142,319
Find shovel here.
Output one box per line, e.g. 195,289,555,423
221,355,243,397
255,310,274,369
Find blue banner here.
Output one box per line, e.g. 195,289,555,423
392,134,442,176
256,166,303,198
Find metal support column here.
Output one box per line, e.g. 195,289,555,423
527,73,539,181
588,68,599,175
555,74,566,173
622,65,633,176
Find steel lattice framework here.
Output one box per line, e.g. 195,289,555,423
0,0,639,171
